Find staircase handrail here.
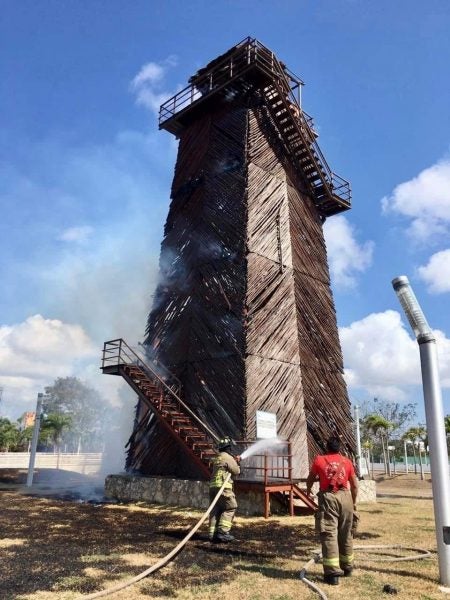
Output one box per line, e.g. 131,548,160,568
158,37,350,209
267,78,351,207
102,339,220,443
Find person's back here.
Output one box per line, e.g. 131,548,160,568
310,452,354,493
306,436,358,586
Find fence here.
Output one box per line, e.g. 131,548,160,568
0,452,103,475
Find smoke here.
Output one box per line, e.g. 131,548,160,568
21,380,138,502
100,384,137,476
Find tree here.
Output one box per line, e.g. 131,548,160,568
40,414,72,453
403,425,427,479
364,414,394,476
445,415,450,454
0,418,20,451
43,377,107,452
16,426,34,452
360,398,416,438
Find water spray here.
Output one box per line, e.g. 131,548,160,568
240,438,284,460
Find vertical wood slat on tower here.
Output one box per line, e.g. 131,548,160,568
127,40,355,478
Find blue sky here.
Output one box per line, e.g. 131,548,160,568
1,0,449,425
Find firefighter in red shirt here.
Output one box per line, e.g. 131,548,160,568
306,436,358,586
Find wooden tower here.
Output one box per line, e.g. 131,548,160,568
127,38,354,479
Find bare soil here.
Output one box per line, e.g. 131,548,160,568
0,470,444,600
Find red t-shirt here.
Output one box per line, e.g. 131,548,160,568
310,453,355,492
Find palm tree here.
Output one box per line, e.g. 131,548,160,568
445,415,450,455
40,413,72,455
0,418,20,451
403,426,427,479
362,439,374,479
364,414,394,476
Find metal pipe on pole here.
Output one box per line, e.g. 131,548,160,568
392,275,450,586
354,405,363,477
404,440,409,474
26,393,44,487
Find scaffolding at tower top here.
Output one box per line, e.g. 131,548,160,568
159,37,351,218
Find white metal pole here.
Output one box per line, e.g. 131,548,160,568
354,405,362,476
404,440,409,474
26,393,44,487
418,442,425,481
419,336,450,585
392,276,450,586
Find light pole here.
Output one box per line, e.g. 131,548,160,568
392,275,450,587
417,440,425,481
354,405,363,477
403,440,409,474
26,393,44,487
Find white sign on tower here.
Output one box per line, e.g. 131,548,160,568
256,410,277,439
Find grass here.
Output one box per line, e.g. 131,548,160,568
0,473,445,600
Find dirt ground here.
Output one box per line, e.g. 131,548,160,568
0,469,445,600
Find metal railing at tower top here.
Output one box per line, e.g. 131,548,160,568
158,37,351,215
159,37,304,127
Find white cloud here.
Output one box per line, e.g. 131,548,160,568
132,63,165,87
130,56,178,114
323,215,374,289
339,310,450,399
0,129,173,419
417,248,450,294
381,158,450,241
58,225,94,243
0,315,97,416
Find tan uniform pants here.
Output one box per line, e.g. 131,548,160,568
316,489,354,575
208,488,237,539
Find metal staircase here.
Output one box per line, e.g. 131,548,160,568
101,339,218,478
101,339,318,514
158,37,351,218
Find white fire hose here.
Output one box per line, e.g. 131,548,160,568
77,477,432,600
77,473,231,599
299,544,432,599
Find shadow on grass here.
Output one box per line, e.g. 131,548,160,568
359,563,438,585
0,490,318,598
234,563,302,581
356,532,382,540
378,494,433,500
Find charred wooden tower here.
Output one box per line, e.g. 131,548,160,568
124,38,354,479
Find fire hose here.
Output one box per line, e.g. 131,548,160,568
77,478,432,600
299,544,432,599
77,473,232,599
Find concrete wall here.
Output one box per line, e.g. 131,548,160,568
0,452,103,475
105,474,376,516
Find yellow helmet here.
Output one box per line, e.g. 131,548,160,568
218,437,233,451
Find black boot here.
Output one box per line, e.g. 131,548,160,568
343,567,353,577
324,574,339,585
215,533,235,543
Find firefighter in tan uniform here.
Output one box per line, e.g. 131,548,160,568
209,437,240,543
306,436,358,586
